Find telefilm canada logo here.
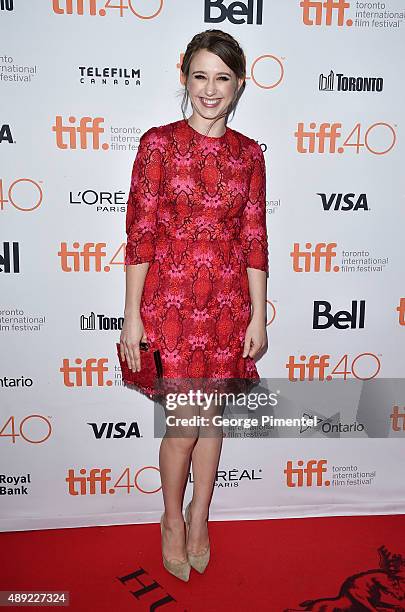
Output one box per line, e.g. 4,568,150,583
78,65,141,87
319,69,383,92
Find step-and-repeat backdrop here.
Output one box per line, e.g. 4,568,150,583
1,1,404,532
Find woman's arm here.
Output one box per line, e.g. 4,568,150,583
240,142,269,358
120,128,163,371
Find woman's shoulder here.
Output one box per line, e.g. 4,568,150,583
140,119,183,142
228,125,262,154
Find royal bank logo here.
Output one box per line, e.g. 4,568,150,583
319,70,383,92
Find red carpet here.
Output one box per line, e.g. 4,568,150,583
1,514,405,611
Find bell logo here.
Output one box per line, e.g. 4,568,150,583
284,459,330,487
300,0,353,27
52,116,108,150
204,0,263,25
313,300,366,330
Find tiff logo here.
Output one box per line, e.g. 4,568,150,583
397,298,405,326
291,242,338,272
285,354,331,381
66,468,111,494
53,0,99,14
391,406,405,432
52,116,108,150
295,122,341,153
300,0,353,26
59,357,110,387
58,242,107,272
284,459,329,487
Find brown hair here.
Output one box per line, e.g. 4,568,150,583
180,29,246,135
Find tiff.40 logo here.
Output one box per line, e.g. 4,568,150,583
300,0,353,26
52,0,163,18
295,122,396,155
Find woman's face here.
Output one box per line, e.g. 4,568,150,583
185,48,243,119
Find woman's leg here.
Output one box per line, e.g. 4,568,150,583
186,395,225,554
159,400,198,561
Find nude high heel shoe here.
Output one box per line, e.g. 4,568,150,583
184,501,210,574
160,514,191,582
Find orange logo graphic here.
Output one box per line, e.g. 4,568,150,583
300,0,352,26
178,52,284,90
52,0,163,19
284,459,329,486
0,178,43,211
391,406,405,432
295,122,396,155
65,466,161,495
0,415,52,444
291,242,338,272
396,298,405,326
285,353,381,381
60,357,110,386
52,116,108,150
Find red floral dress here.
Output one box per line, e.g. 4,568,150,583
124,118,268,395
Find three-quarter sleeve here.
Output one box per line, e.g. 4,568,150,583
125,128,163,265
239,142,269,275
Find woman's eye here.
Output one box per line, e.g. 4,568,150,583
194,75,230,81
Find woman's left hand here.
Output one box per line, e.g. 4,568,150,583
242,315,268,358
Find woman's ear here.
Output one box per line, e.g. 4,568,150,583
180,71,187,86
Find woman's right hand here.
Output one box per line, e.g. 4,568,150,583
120,314,147,372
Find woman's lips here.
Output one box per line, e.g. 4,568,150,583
199,97,222,108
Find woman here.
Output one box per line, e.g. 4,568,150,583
120,29,269,581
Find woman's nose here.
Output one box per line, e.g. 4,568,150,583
204,81,216,96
